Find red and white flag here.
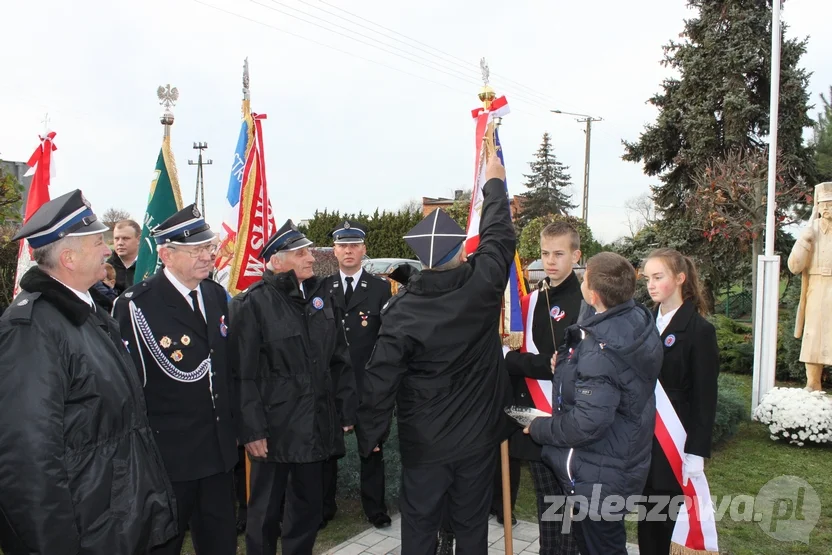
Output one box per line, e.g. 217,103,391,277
519,289,554,414
655,381,719,554
13,131,57,296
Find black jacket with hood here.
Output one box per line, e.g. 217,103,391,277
529,299,663,504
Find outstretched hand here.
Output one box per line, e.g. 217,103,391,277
485,146,506,182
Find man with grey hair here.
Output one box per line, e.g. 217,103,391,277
0,189,177,554
230,219,355,555
356,152,515,554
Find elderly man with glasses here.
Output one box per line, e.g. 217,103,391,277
113,204,239,555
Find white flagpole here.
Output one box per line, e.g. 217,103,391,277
752,0,782,413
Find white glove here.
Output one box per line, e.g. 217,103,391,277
502,345,510,357
682,454,705,486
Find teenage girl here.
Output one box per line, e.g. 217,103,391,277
638,248,719,555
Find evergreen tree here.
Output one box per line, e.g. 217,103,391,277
814,87,832,183
622,0,816,295
517,133,576,229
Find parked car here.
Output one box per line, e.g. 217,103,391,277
362,258,422,276
525,259,585,288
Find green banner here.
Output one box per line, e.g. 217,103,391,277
135,137,182,281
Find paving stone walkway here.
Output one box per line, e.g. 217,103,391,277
324,514,640,554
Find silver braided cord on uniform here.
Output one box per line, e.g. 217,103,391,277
129,301,214,404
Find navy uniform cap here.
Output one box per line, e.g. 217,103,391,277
331,219,367,244
151,203,214,245
260,219,314,259
12,189,108,248
403,209,467,269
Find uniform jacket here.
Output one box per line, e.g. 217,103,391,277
112,272,238,482
356,177,516,467
504,272,583,461
230,270,356,463
0,267,177,555
107,251,136,295
646,300,719,492
327,270,392,395
530,300,663,503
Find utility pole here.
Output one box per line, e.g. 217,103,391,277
551,110,602,223
188,142,212,217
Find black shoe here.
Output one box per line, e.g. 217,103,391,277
495,513,517,526
235,516,246,535
369,513,392,528
318,519,328,530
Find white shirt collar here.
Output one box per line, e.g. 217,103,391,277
163,268,205,320
656,305,680,335
49,276,94,308
340,268,363,290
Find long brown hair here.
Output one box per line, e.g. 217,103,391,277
646,248,709,315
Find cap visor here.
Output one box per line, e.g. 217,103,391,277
283,237,314,251
66,219,110,237
169,228,216,246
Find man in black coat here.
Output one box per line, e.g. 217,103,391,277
322,220,393,529
107,219,140,294
356,153,514,555
230,220,356,555
113,204,238,555
0,190,177,555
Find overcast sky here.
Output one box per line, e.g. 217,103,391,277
1,0,830,243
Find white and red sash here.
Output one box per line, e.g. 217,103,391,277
655,381,719,554
519,290,553,414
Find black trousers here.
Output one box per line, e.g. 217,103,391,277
489,453,520,518
246,460,323,555
528,460,582,555
400,448,497,555
234,446,247,510
573,517,627,555
323,445,387,520
151,471,236,555
637,488,686,555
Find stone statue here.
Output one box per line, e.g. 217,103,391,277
787,182,832,391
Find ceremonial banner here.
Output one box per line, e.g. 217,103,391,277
222,111,276,296
466,96,526,348
135,136,182,281
13,132,57,296
655,382,719,554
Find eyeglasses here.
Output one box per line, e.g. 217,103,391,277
170,244,219,258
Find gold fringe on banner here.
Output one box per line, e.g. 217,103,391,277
670,542,719,555
502,332,524,350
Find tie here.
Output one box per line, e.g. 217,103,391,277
189,290,204,321
345,276,354,305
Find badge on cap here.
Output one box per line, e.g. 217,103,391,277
665,334,676,348
171,350,183,362
344,221,351,229
181,335,191,346
192,206,201,218
220,315,228,337
312,297,324,310
160,336,172,349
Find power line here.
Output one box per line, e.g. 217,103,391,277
310,0,560,106
252,0,554,111
191,0,545,119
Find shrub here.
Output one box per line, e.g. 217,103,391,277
710,314,753,374
712,375,747,446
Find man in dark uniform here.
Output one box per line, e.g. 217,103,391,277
0,190,177,555
356,152,514,555
112,204,238,555
322,220,392,529
230,219,356,555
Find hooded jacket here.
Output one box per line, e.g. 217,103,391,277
530,299,663,503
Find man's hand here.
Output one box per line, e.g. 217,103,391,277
523,426,530,435
373,445,381,452
245,439,268,459
343,425,354,433
485,147,506,182
550,354,557,374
